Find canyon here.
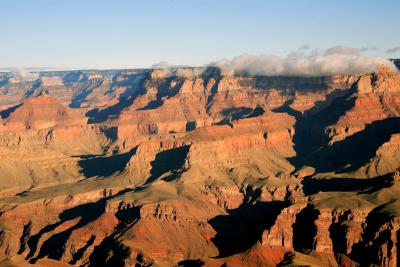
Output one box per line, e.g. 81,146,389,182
0,62,399,267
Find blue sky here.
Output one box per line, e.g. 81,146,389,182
1,0,399,69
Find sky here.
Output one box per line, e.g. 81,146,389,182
1,0,400,69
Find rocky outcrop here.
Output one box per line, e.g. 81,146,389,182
0,93,110,194
0,92,86,131
117,75,213,146
117,199,220,264
38,77,64,87
358,133,400,177
327,66,400,144
262,203,308,250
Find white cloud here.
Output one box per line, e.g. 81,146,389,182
151,61,172,69
150,62,205,78
10,69,39,81
212,46,397,77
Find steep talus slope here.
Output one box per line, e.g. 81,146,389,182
0,66,400,266
0,91,86,131
0,92,111,195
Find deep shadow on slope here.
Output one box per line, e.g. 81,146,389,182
177,259,205,267
70,80,102,108
392,59,400,70
87,206,141,267
86,95,138,123
349,202,399,266
209,201,287,257
27,199,106,263
78,147,137,178
0,103,22,119
216,106,264,125
69,235,96,264
254,76,333,92
287,87,357,170
292,205,319,253
282,76,400,174
86,73,147,123
306,117,400,173
87,237,131,267
302,173,394,195
272,98,302,119
145,145,190,184
26,203,141,265
136,77,183,111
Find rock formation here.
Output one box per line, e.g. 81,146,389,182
0,65,399,266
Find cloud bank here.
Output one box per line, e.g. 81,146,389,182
212,46,397,77
151,62,205,78
10,69,39,81
386,47,400,54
